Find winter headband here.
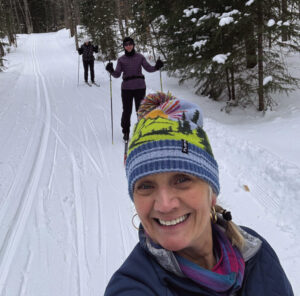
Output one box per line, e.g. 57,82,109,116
125,92,220,200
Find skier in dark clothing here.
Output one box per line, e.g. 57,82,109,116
105,37,164,141
78,38,99,84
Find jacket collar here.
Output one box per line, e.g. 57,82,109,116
125,48,135,56
138,219,262,276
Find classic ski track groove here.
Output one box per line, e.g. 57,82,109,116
81,104,108,174
0,36,52,289
51,114,104,178
19,250,33,296
70,152,90,296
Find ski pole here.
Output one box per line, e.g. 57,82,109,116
158,56,163,92
77,54,80,87
109,60,113,144
160,69,163,92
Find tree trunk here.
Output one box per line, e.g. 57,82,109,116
148,30,157,61
22,0,33,33
125,16,129,36
4,0,15,45
63,0,71,30
244,21,257,68
225,68,232,101
116,0,125,39
281,0,288,41
150,23,168,61
10,0,20,39
70,0,79,48
230,67,236,103
0,42,5,67
16,0,25,32
257,0,264,111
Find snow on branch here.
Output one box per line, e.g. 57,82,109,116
219,17,234,26
245,0,255,6
183,6,200,17
267,19,276,27
263,76,273,85
212,53,230,64
219,10,240,26
192,40,207,50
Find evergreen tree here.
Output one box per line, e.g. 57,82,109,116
142,0,300,111
79,0,118,60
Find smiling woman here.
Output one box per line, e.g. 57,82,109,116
104,92,293,296
134,172,214,266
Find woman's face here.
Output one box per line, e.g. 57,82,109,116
133,172,216,253
124,43,134,52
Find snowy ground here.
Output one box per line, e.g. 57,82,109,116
0,29,299,295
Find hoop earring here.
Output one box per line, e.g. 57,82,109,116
131,213,140,230
210,206,217,223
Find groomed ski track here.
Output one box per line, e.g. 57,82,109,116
0,30,299,295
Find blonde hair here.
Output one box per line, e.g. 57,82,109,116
215,204,245,251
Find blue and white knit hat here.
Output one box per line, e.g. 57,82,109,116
125,92,219,200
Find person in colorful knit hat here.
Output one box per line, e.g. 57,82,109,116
105,92,293,296
105,37,163,141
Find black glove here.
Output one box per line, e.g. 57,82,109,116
155,59,164,70
106,62,114,73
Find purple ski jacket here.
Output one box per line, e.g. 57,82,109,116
111,52,157,90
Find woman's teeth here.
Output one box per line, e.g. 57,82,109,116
158,214,188,226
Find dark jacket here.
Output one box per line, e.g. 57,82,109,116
111,52,157,90
78,42,98,62
104,227,293,296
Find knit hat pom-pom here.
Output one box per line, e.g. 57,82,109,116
137,92,177,120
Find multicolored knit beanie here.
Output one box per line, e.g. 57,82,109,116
125,92,219,200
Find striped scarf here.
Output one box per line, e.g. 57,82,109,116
175,225,245,295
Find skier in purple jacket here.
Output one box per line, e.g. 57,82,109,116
105,37,163,141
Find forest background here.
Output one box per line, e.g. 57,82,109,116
1,0,300,112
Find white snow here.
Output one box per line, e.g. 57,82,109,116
154,15,167,25
245,0,255,6
192,40,207,50
219,17,234,26
219,10,240,26
263,76,273,85
212,54,229,64
183,7,199,18
267,19,276,27
0,29,299,295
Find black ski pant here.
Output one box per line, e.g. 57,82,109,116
83,60,95,82
121,88,146,134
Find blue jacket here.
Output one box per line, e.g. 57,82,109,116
104,227,293,296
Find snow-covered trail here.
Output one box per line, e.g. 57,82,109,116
0,32,137,295
0,30,299,295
